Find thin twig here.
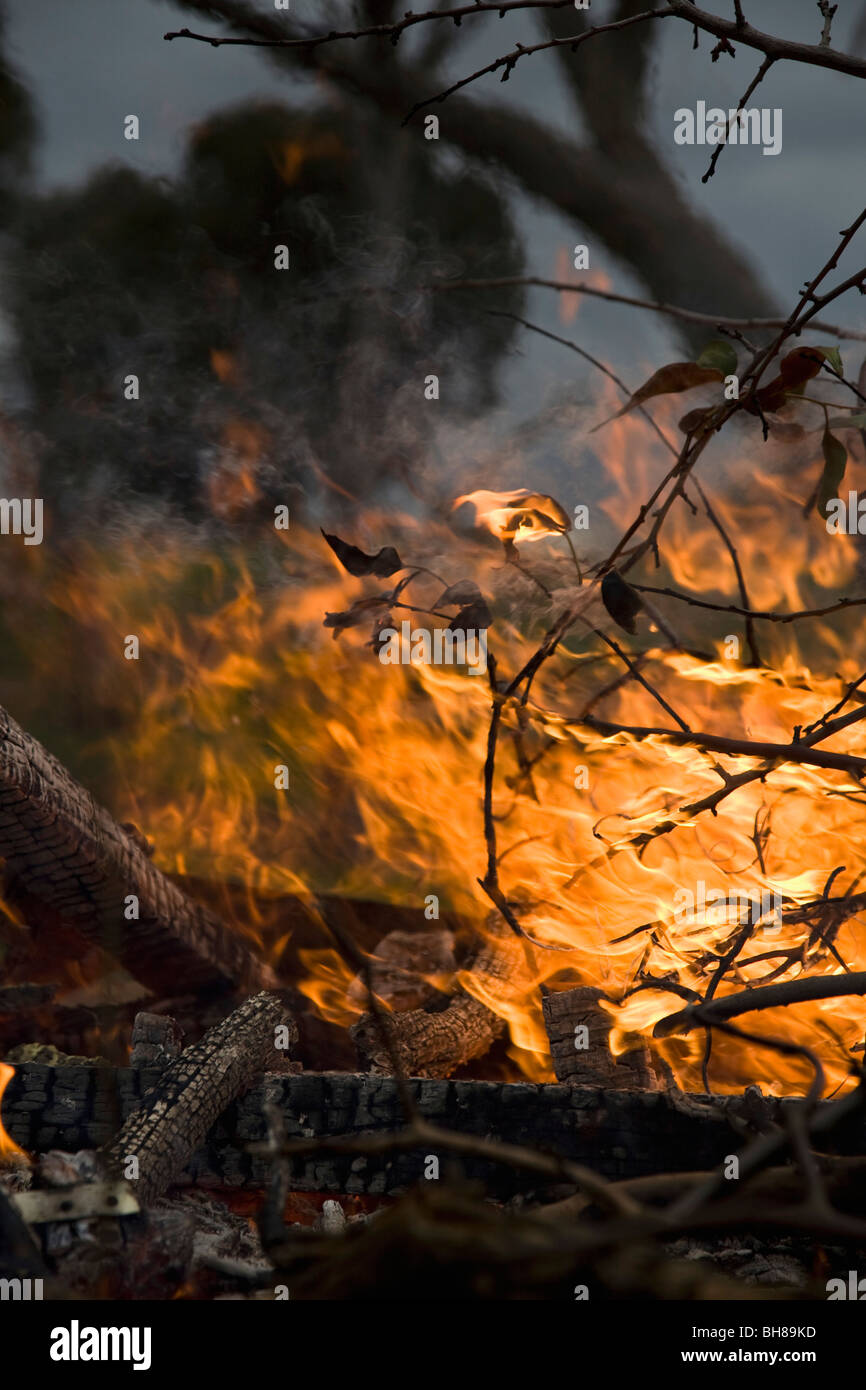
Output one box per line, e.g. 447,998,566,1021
701,54,776,183
432,276,866,340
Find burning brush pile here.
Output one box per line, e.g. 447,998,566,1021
5,222,866,1301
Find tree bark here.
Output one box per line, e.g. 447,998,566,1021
0,701,276,994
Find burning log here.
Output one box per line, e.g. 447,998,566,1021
101,991,293,1205
351,994,500,1078
349,914,524,1077
346,927,456,1012
542,986,661,1090
0,701,276,993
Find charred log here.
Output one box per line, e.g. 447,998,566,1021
100,991,293,1205
8,1067,866,1199
350,915,523,1077
542,986,661,1090
0,701,275,993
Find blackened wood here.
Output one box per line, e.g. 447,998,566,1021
0,1184,46,1278
542,986,659,1089
350,915,523,1076
100,991,293,1204
8,1066,861,1198
0,702,275,993
129,1012,184,1069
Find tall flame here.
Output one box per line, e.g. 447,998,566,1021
2,374,864,1097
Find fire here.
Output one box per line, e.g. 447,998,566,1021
206,419,267,519
3,370,866,1098
209,349,241,387
273,132,345,185
454,489,571,545
0,1064,29,1166
553,249,612,325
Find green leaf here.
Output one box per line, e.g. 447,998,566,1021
817,429,847,519
696,339,738,376
815,345,844,376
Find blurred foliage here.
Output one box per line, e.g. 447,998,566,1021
4,99,524,522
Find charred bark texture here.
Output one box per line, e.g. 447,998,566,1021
100,991,293,1204
542,986,660,1090
7,1067,858,1198
350,916,522,1076
350,994,503,1078
0,702,275,993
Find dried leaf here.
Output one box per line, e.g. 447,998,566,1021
435,580,483,607
778,346,827,390
592,362,723,433
752,348,828,415
763,414,806,442
369,612,395,654
449,598,493,632
601,571,643,635
453,488,570,540
817,428,847,519
321,529,403,577
502,507,568,538
324,593,393,638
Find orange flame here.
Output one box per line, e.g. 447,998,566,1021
553,249,612,324
0,1064,29,1166
4,373,866,1097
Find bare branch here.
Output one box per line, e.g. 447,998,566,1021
701,54,776,183
401,6,671,123
817,0,838,48
655,971,866,1037
577,713,866,778
432,276,866,340
629,585,866,625
164,0,579,52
